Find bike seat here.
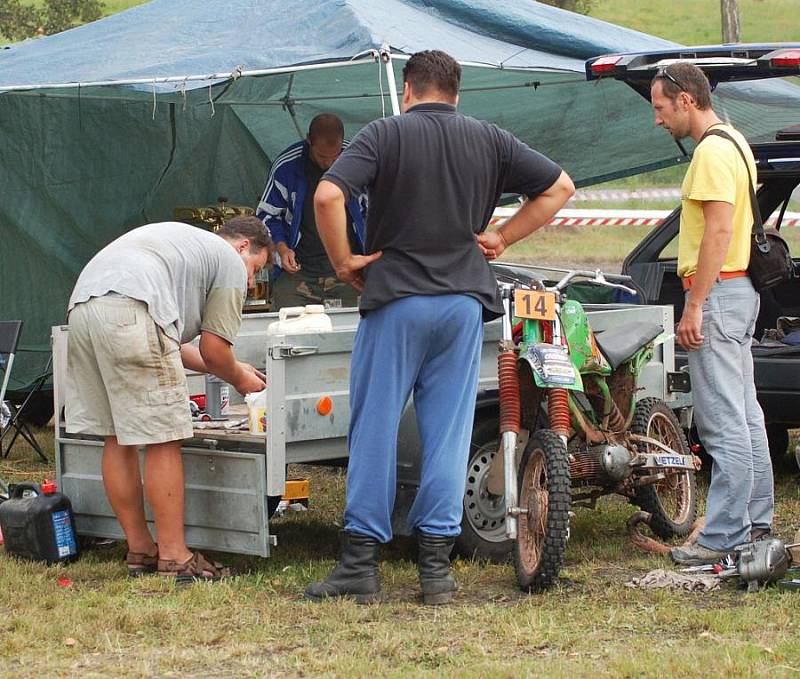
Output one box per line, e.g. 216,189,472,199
593,322,663,370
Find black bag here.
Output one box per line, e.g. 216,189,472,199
703,129,794,291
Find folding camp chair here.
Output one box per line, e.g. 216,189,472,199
0,321,49,462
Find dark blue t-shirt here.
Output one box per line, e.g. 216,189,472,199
324,102,562,320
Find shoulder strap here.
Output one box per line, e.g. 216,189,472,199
700,128,767,249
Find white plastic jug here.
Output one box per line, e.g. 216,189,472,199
267,304,333,335
245,388,267,434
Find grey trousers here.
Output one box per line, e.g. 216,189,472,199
688,277,773,551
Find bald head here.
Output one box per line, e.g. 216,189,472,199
307,113,345,170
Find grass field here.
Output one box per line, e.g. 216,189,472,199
499,222,800,271
592,0,799,45
2,430,799,677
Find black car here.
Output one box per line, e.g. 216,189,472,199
586,44,800,463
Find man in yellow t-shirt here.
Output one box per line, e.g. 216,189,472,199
650,63,772,566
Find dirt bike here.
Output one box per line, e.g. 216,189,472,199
465,265,699,591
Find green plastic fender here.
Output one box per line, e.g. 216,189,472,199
560,299,611,376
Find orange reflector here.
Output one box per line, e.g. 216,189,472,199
590,55,622,75
316,396,333,416
283,478,309,502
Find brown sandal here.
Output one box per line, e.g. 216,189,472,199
158,551,233,584
126,547,159,577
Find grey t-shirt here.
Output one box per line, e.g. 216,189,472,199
68,222,246,344
323,102,563,320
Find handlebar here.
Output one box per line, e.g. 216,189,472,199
493,263,638,298
551,269,638,297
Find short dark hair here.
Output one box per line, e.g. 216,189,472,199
308,113,344,143
402,50,461,100
652,62,713,110
218,215,272,253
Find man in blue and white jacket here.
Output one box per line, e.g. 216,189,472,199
256,114,367,309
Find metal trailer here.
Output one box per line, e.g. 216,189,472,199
52,300,689,558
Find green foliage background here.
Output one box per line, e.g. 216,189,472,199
0,0,102,41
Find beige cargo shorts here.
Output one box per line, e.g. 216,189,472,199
65,295,193,446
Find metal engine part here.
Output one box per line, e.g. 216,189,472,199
737,538,791,592
570,444,633,483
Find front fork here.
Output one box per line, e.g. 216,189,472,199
498,288,521,539
499,287,570,540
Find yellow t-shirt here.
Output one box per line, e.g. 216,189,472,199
677,124,757,278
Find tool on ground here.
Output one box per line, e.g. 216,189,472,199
777,566,800,591
680,554,737,576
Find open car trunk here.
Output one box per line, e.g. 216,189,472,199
586,44,800,462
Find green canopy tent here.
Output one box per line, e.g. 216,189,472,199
1,0,799,401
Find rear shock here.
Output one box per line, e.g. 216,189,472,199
548,387,571,439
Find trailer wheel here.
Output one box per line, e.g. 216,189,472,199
631,398,696,538
267,496,281,519
513,429,570,592
456,414,513,562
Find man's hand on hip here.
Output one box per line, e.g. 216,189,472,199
677,302,705,351
476,231,507,260
334,252,383,291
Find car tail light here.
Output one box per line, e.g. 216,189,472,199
771,49,800,67
590,56,623,75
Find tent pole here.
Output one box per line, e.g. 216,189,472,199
282,74,306,140
380,45,400,116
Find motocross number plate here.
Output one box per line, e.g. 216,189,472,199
514,290,556,321
526,343,576,385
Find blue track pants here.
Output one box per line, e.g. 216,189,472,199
343,294,483,542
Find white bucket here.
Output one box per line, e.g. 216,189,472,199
245,388,267,434
267,304,333,335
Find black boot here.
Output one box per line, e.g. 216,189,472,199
304,531,381,604
417,532,458,605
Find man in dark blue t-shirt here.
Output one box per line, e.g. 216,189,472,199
307,50,575,605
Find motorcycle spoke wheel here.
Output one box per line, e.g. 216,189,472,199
513,429,570,592
632,398,697,538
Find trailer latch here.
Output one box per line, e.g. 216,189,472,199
269,345,319,360
667,371,691,393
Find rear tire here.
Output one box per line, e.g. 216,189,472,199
513,429,570,592
631,398,696,539
456,414,513,562
766,423,790,467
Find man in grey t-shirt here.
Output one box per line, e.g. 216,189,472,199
66,216,270,581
